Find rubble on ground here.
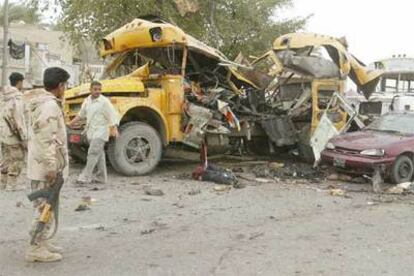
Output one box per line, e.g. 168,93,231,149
252,161,325,182
386,182,412,195
75,196,94,212
143,187,165,196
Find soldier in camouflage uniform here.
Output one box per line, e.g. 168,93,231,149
0,72,27,191
24,67,70,263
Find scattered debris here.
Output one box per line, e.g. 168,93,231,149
172,203,185,208
268,162,285,170
352,177,368,184
151,221,169,230
386,182,412,195
249,232,265,240
214,185,231,192
75,196,95,212
141,229,155,235
254,178,272,184
193,163,238,185
329,188,345,197
193,142,238,187
175,173,192,180
143,187,165,196
398,182,412,189
95,225,105,231
237,161,270,166
233,182,246,189
236,175,256,182
327,174,339,181
75,203,90,212
327,173,353,182
15,201,24,208
252,161,324,181
231,167,244,173
188,189,201,196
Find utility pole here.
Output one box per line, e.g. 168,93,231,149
2,0,9,87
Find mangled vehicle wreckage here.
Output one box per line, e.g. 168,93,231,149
249,33,382,159
64,20,382,176
65,18,291,176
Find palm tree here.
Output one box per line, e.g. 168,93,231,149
0,3,41,25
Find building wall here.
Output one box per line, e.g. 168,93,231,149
0,23,105,88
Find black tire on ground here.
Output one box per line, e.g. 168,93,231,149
390,155,414,184
107,122,162,176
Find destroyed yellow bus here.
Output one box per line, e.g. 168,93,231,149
251,33,382,158
64,18,295,175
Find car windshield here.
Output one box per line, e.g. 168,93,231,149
365,113,414,134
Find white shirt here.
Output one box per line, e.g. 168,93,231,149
79,95,120,141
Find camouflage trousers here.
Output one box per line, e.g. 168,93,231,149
78,138,107,184
0,143,25,188
29,180,54,245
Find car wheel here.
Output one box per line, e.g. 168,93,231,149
107,122,162,176
390,155,414,184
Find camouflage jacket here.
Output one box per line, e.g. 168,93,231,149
24,89,69,181
0,86,27,145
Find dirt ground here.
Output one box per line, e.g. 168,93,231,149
1,158,414,276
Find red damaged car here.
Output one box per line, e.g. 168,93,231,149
321,112,414,183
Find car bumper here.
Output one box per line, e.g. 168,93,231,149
321,149,395,175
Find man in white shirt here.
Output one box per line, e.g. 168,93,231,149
69,81,119,184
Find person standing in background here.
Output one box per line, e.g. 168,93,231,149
69,81,119,185
0,72,27,191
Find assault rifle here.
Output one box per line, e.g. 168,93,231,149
28,172,64,245
3,117,24,143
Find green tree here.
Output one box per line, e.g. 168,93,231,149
0,3,41,25
29,0,307,58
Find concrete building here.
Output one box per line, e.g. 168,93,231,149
0,22,105,88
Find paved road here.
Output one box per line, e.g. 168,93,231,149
1,161,414,276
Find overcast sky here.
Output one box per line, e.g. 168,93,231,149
281,0,412,64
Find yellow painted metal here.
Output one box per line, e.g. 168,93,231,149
64,73,184,143
100,19,260,87
65,77,146,99
100,19,186,56
311,79,346,134
114,91,173,141
100,18,227,61
273,33,383,92
251,50,284,76
124,62,151,79
159,75,185,142
65,18,263,147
